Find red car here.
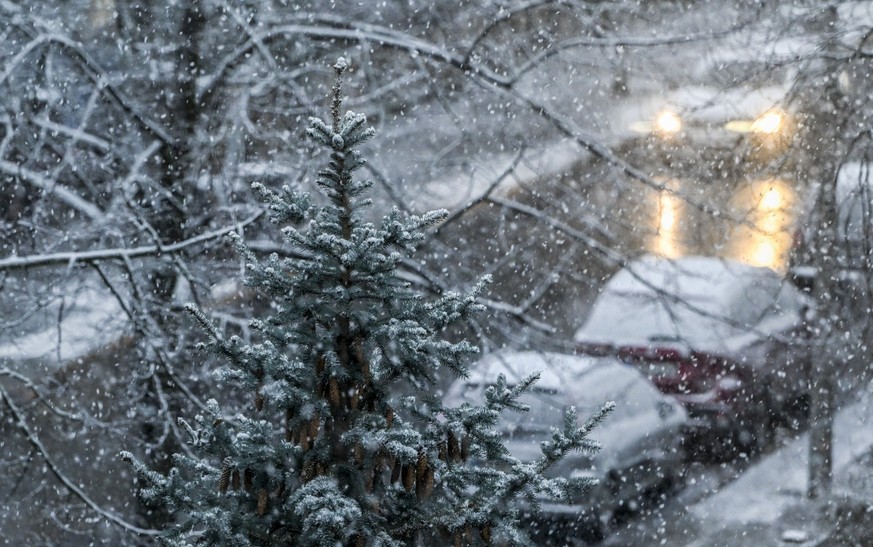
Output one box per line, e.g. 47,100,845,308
574,255,811,455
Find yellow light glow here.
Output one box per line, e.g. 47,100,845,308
656,111,682,135
660,196,676,230
758,213,782,235
724,120,754,133
630,121,654,134
752,241,778,269
725,179,798,272
654,190,682,258
759,186,783,211
750,111,783,134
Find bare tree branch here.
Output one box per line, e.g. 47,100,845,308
0,159,104,221
0,212,263,271
0,383,160,536
429,145,527,239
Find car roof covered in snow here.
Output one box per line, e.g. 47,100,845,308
573,255,803,355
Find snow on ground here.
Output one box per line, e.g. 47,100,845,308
0,286,124,369
601,382,873,547
689,382,873,544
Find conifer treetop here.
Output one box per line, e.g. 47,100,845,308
121,58,610,547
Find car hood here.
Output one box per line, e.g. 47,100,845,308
501,406,686,479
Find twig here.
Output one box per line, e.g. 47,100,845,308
429,146,527,240
0,212,263,271
0,383,160,536
477,297,557,334
0,367,118,430
0,159,104,221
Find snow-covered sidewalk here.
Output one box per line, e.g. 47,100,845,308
688,383,873,545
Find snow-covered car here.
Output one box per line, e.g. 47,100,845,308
574,256,810,454
443,351,687,540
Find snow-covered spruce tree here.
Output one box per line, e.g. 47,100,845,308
121,59,611,546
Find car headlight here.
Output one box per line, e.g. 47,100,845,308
725,108,790,137
750,110,783,134
655,110,682,135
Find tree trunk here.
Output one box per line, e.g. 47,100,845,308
807,369,834,498
151,0,205,301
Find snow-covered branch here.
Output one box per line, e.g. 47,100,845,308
477,297,558,333
487,195,621,266
6,24,173,145
429,145,527,239
0,159,104,221
0,212,263,271
198,19,511,104
30,116,111,153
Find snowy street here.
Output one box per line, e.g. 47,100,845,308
602,382,873,546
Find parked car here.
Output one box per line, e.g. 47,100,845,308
443,350,687,541
574,255,811,455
